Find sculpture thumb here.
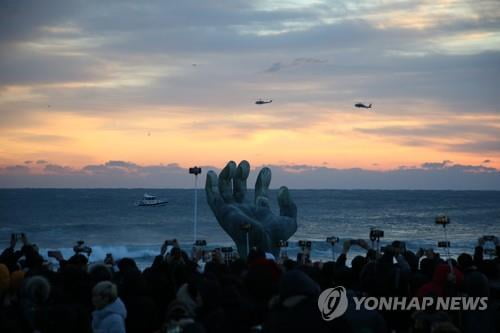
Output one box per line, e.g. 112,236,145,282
278,186,297,219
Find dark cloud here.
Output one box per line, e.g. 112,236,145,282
421,160,453,170
356,123,500,138
447,163,497,173
446,140,500,154
24,160,32,164
261,162,500,190
1,160,499,189
36,160,48,164
1,165,30,174
82,164,127,175
0,50,110,87
0,0,79,44
44,164,74,174
265,62,282,73
81,161,188,177
483,159,491,163
105,160,139,169
265,57,327,72
355,123,500,154
417,160,496,173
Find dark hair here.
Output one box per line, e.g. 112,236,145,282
89,264,113,286
366,249,377,261
403,251,419,272
117,257,139,273
67,253,88,266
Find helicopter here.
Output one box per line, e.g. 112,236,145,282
355,102,372,108
255,99,272,105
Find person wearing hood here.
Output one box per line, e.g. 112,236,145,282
417,263,463,298
92,281,127,333
264,269,350,333
461,271,499,333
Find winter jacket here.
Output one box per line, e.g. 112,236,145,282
417,263,463,298
92,298,127,333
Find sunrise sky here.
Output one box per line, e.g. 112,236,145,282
1,0,499,188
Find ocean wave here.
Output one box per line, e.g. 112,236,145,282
40,245,160,262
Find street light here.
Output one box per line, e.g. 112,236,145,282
240,223,251,257
189,167,202,243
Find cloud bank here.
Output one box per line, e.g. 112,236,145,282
1,160,499,190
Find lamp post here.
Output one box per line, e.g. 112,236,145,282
240,223,251,257
189,166,202,243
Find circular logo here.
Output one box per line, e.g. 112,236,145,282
318,286,348,321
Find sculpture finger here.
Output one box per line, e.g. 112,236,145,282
223,210,271,258
256,196,271,210
233,160,250,203
254,167,271,205
278,186,297,220
218,161,237,203
205,171,224,217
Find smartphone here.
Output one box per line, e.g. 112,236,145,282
326,237,339,244
277,240,289,247
298,240,312,248
195,240,207,246
437,241,450,248
240,223,251,231
435,216,450,226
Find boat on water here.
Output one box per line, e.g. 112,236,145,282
135,193,168,206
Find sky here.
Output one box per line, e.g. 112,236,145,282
1,0,499,189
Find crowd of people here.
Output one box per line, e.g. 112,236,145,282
0,234,499,333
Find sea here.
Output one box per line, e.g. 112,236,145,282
1,189,499,269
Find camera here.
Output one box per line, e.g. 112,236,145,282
104,253,114,264
189,167,202,175
195,240,207,246
277,240,289,248
483,235,496,242
298,240,312,248
240,223,252,231
369,229,384,240
437,241,450,248
435,215,450,226
73,240,92,256
326,237,339,244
